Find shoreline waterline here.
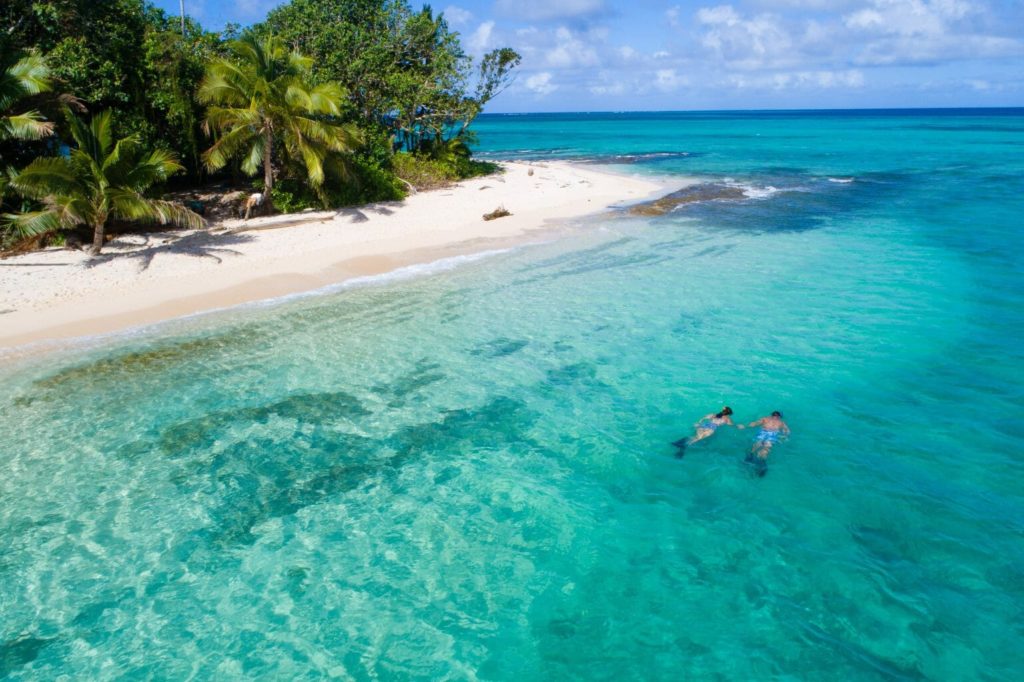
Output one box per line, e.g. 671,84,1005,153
0,161,674,356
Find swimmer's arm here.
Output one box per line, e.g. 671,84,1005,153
746,418,764,428
782,422,791,437
724,416,743,429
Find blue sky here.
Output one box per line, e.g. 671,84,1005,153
156,1,1024,111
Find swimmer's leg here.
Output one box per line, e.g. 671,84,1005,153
755,447,770,476
745,451,768,476
689,428,713,445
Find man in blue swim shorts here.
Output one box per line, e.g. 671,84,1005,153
744,411,790,476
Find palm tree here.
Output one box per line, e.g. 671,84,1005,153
1,49,54,200
1,49,53,145
198,34,360,211
9,110,203,254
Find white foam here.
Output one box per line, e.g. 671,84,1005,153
739,184,780,200
262,248,517,305
828,177,855,184
0,247,521,360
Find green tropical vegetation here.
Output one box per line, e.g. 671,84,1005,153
1,49,54,201
11,110,202,254
0,0,520,253
199,34,361,211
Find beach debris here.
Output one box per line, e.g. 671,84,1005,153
483,206,512,221
528,168,534,176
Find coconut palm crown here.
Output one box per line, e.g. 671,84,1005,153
198,34,360,208
1,49,53,145
9,110,203,253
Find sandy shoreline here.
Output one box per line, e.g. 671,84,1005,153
0,161,665,354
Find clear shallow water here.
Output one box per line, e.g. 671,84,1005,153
2,110,1023,679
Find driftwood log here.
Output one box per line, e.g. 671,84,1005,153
483,206,512,221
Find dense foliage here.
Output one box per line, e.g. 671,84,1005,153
199,34,361,210
0,0,519,249
11,110,202,254
264,0,519,153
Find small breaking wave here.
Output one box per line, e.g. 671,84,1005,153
735,184,779,199
828,177,855,184
579,151,694,165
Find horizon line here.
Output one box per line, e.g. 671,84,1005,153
480,105,1024,115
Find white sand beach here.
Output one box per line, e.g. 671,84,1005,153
0,161,664,351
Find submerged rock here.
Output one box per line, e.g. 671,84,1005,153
627,183,746,216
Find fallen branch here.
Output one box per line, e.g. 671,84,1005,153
483,206,511,221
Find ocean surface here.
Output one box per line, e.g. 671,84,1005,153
2,109,1022,679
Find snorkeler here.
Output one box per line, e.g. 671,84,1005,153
672,406,738,457
745,411,790,476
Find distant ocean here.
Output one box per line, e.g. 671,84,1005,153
1,109,1022,679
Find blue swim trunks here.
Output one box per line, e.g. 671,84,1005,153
699,420,718,431
755,429,779,445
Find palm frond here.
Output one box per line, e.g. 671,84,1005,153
4,210,63,238
11,157,82,200
197,60,252,107
290,136,327,186
287,116,362,152
102,134,145,177
202,124,260,172
239,137,265,177
307,83,346,116
8,53,51,97
91,110,116,159
0,111,54,141
118,149,184,189
108,188,204,229
204,106,263,133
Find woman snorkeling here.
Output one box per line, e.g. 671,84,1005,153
672,406,738,457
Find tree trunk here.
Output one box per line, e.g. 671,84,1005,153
262,129,274,213
90,221,106,256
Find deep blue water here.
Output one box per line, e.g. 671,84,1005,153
1,109,1022,679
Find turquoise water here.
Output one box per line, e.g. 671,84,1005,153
2,110,1023,679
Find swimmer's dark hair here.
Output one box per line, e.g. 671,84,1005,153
716,406,733,418
771,410,783,417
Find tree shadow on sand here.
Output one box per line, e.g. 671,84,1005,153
84,230,258,272
223,202,400,231
332,202,398,224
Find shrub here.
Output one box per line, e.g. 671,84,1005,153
392,153,457,191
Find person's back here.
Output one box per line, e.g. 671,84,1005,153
745,410,790,476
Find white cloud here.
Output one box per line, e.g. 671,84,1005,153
590,78,628,95
666,5,682,27
525,72,558,95
494,0,608,23
545,27,600,68
443,5,473,26
844,0,973,37
696,5,794,70
841,0,1022,64
468,21,495,53
727,69,865,89
655,69,689,91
